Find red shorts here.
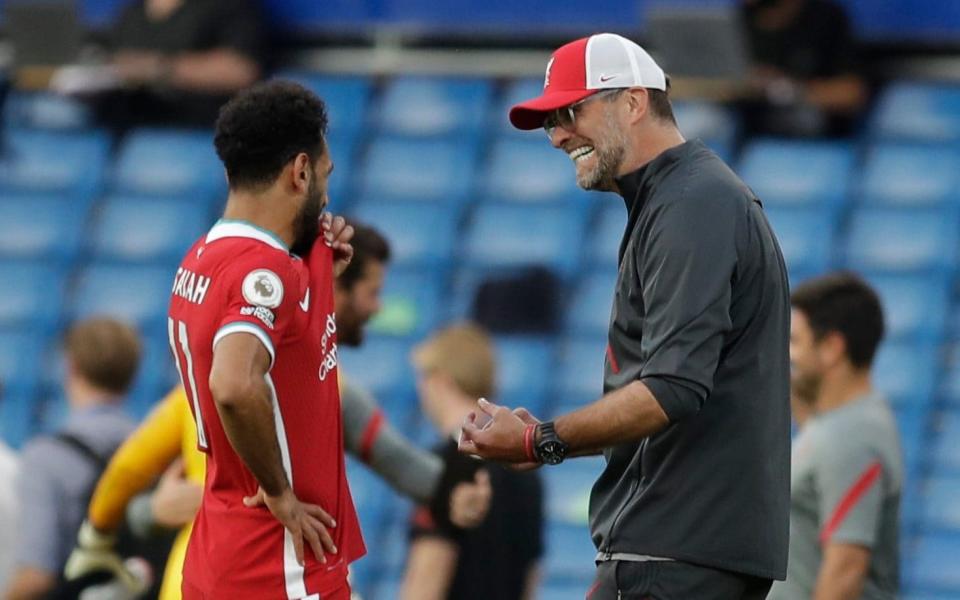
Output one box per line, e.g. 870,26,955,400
182,580,351,600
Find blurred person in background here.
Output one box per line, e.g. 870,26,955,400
3,318,141,600
769,273,902,600
402,323,543,600
65,223,491,599
741,0,868,137
67,0,267,131
460,33,790,599
0,425,18,590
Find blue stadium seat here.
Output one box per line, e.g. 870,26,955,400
127,335,179,420
374,76,494,138
482,138,587,205
462,203,584,277
763,206,836,274
930,411,960,475
567,272,617,336
0,261,66,334
673,100,738,161
543,456,604,525
544,523,597,583
556,336,607,402
349,198,459,268
589,201,627,268
4,91,93,130
338,336,416,404
872,82,960,143
358,136,479,204
865,274,950,343
325,130,361,212
844,207,960,274
538,580,596,600
919,476,960,533
70,263,175,335
739,139,853,208
366,269,444,338
0,193,88,264
0,329,45,446
871,343,938,409
906,534,960,592
0,129,109,197
272,72,372,135
859,144,960,207
939,360,960,408
495,78,544,136
494,336,555,414
0,390,37,449
0,329,44,398
902,593,960,600
89,195,212,263
895,405,925,484
111,129,225,199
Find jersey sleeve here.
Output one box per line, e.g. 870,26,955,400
212,252,300,368
637,190,737,422
88,388,184,531
816,439,886,548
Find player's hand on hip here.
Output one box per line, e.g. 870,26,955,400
248,487,338,566
458,398,529,463
322,212,355,277
449,469,492,528
150,458,202,528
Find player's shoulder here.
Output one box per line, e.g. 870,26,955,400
202,222,300,278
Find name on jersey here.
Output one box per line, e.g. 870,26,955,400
172,268,211,305
241,305,276,329
318,313,338,382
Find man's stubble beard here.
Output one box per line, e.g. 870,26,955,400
290,177,323,257
577,107,628,191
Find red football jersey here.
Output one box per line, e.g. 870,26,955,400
167,219,365,599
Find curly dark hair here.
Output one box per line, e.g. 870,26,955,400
214,80,329,190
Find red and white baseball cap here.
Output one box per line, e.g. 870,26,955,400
509,33,667,131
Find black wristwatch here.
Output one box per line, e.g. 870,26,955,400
535,421,569,465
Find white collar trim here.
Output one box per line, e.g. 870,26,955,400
205,219,288,252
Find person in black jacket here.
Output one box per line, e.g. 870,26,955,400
402,324,543,600
459,33,791,600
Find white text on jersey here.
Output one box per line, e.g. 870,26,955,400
172,268,212,305
318,313,339,381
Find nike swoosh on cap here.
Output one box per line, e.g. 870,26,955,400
599,74,618,82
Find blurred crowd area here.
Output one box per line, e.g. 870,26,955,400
1,0,960,599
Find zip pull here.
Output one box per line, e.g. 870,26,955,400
617,591,622,600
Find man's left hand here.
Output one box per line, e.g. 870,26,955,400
458,398,534,464
322,212,354,277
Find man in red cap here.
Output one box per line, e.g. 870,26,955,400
458,33,792,599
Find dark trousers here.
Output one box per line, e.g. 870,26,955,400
586,560,773,600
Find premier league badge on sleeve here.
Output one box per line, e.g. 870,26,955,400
242,269,284,308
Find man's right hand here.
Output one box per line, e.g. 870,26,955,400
64,521,147,592
243,487,338,566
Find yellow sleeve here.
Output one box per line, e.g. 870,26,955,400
88,387,187,531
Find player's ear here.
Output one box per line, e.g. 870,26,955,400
291,152,311,194
625,87,649,126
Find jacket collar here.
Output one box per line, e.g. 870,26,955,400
613,139,702,263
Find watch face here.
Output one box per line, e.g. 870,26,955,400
541,441,566,465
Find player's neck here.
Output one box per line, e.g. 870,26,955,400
67,377,117,411
222,191,296,249
815,369,872,414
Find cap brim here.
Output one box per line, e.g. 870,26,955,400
508,89,599,130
